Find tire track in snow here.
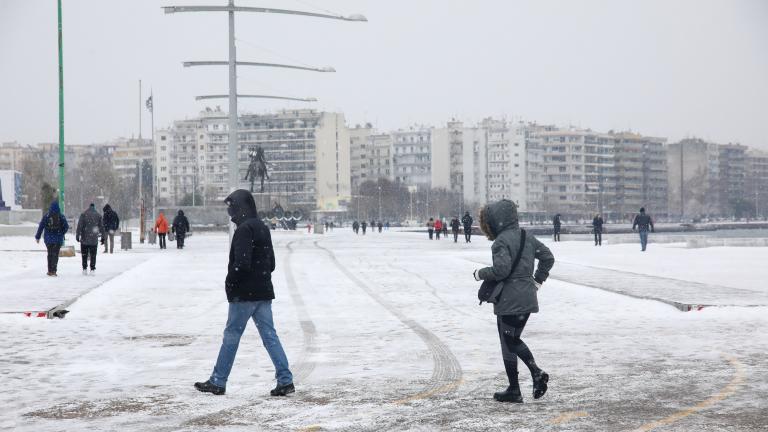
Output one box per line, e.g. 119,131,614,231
283,239,318,383
313,240,463,403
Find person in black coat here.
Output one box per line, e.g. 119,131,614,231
632,207,655,251
172,210,191,249
461,211,473,243
102,204,120,254
592,214,604,246
552,214,562,242
450,217,461,243
195,189,294,397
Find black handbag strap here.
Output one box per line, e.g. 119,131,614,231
505,229,527,281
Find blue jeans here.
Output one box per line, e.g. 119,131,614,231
210,301,293,387
639,229,649,251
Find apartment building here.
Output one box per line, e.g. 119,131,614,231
611,132,668,218
746,149,768,217
156,109,350,211
392,127,432,187
667,138,721,218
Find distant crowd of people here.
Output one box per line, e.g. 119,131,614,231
34,201,192,276
552,208,655,250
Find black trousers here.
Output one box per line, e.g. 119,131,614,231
464,226,472,242
46,243,61,273
498,313,540,383
553,230,561,242
158,233,166,249
453,230,459,242
81,245,97,270
428,229,433,239
177,233,185,248
594,230,602,245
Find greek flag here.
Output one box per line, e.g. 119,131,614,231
145,95,153,113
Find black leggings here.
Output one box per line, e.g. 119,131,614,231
498,313,541,382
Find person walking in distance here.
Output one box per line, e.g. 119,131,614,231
427,218,435,240
473,199,555,403
450,216,461,243
102,204,119,254
155,212,169,249
552,214,562,242
442,219,449,238
462,211,473,243
592,214,604,246
195,189,294,397
352,220,359,234
361,220,368,235
632,207,655,251
76,203,104,276
34,200,69,276
434,218,443,240
377,221,383,233
172,210,191,249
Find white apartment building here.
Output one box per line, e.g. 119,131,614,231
539,128,617,218
392,127,432,187
156,109,350,211
349,125,393,192
111,138,153,183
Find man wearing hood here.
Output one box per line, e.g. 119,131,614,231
473,199,555,403
195,189,294,397
172,210,191,249
76,203,105,275
35,201,69,276
462,211,473,243
102,204,120,254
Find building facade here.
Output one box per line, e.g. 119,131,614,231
156,109,350,211
392,127,432,187
611,132,668,219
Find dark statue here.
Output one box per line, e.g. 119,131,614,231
244,146,270,193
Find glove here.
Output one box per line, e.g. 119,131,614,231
533,277,543,290
473,269,481,281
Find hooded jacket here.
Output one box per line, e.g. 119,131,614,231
35,201,69,245
224,189,276,302
103,204,120,232
155,213,169,234
172,210,190,235
461,212,473,228
477,199,555,315
76,205,105,246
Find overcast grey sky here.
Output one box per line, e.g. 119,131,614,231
1,0,767,148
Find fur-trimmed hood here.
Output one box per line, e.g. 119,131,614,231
479,199,519,240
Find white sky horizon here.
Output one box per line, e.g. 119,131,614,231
1,0,766,148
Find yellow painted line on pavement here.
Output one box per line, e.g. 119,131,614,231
631,354,745,432
549,411,589,425
393,379,465,405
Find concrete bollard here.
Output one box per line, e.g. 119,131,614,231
120,232,132,250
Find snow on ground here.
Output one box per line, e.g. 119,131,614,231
1,230,767,431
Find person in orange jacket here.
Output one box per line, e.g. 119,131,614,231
155,212,169,249
434,218,443,240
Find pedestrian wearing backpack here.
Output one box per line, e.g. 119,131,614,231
35,201,69,276
473,199,555,403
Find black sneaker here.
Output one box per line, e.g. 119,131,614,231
493,386,523,403
194,380,225,395
532,371,549,399
270,382,295,396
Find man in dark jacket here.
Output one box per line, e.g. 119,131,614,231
592,214,604,246
361,220,367,235
450,217,461,243
352,220,359,234
76,203,104,275
552,214,562,242
632,207,655,251
195,189,294,397
462,211,473,243
35,201,69,276
102,204,119,254
172,210,191,249
473,199,555,403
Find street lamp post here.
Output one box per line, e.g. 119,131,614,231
377,185,382,221
57,0,65,213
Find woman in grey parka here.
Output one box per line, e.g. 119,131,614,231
473,199,555,403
